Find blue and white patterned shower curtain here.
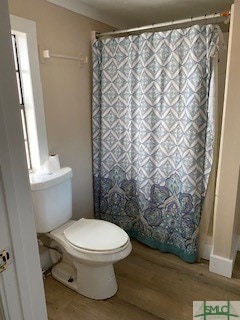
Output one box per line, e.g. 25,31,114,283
92,25,220,262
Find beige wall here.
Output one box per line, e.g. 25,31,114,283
8,0,240,269
8,0,112,219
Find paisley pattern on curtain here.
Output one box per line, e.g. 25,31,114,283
92,25,220,262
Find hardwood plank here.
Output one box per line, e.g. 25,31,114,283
44,240,240,320
45,274,162,320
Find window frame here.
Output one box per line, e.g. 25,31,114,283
10,15,49,171
11,33,32,170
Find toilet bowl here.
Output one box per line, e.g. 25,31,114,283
49,218,132,299
30,167,132,300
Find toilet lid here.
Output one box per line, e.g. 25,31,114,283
63,218,129,251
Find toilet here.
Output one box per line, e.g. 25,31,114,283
30,167,132,300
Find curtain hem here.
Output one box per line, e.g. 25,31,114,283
129,230,197,263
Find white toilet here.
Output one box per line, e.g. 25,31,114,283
30,167,132,300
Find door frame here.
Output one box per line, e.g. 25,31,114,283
210,0,240,278
0,1,48,319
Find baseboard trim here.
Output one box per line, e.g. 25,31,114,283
209,235,240,278
208,234,240,278
209,253,234,278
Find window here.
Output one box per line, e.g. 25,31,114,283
11,34,32,169
10,15,49,172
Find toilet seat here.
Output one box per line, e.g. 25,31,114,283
64,218,128,252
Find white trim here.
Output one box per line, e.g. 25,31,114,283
10,15,49,171
210,0,240,280
209,236,240,278
209,254,234,278
0,4,48,319
46,0,122,28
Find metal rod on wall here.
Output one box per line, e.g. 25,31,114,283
96,10,231,39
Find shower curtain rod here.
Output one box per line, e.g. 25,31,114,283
96,10,230,38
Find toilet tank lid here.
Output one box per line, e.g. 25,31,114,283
30,167,73,190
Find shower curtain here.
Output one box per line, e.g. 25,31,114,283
92,25,220,263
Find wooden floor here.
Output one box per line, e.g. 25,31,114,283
44,240,240,320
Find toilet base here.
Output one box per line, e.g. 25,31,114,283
51,260,118,300
51,262,78,292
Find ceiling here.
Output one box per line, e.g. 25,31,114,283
47,0,233,29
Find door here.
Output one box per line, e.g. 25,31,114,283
0,295,6,320
0,170,23,319
0,1,48,319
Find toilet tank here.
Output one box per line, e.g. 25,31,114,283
30,167,73,233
